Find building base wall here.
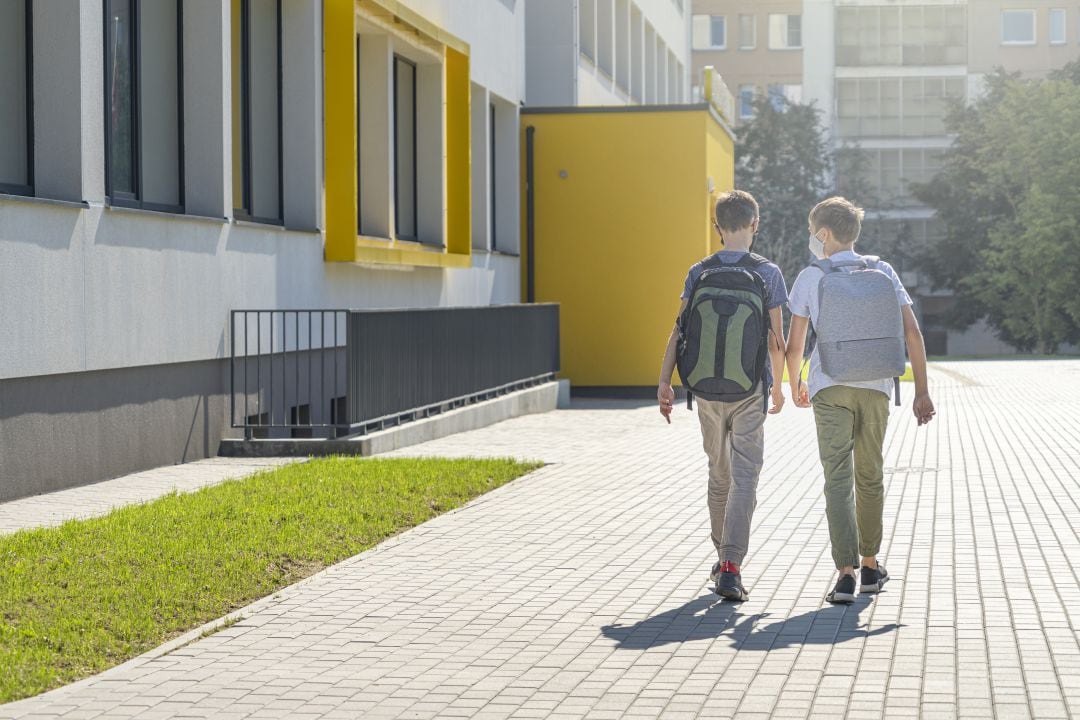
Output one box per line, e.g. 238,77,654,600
0,359,235,503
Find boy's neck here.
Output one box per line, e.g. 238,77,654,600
825,242,856,258
722,231,753,253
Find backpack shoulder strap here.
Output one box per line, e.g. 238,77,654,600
812,258,834,274
741,252,770,268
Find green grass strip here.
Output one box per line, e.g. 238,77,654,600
0,457,540,704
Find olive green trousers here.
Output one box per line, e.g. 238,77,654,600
811,385,890,570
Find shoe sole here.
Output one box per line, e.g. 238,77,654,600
827,591,856,604
716,586,749,602
860,576,888,594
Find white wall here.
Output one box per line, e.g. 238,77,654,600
526,0,690,107
0,200,520,381
525,0,577,106
802,0,834,118
1,0,525,382
397,0,527,105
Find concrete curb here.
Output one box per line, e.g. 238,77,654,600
218,381,560,457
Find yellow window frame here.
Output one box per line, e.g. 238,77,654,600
324,0,471,267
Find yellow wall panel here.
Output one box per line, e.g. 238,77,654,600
445,47,471,258
523,108,735,387
323,0,357,262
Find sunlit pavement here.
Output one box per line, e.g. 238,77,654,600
4,361,1079,719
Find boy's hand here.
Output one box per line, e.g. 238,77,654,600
658,383,675,424
769,386,785,414
913,393,935,426
791,381,811,408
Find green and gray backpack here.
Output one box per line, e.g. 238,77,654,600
676,253,771,410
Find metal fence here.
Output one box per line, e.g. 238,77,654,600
230,310,348,438
230,304,560,439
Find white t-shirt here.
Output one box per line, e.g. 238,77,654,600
788,250,913,399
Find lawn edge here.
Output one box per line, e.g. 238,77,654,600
1,457,547,711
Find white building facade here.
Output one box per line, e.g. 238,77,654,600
526,0,692,106
0,0,527,500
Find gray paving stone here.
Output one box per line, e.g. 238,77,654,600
3,362,1080,720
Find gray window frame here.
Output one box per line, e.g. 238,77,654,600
392,54,418,243
710,15,726,49
235,0,284,226
0,0,34,197
103,0,186,214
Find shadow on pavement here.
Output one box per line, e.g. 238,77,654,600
601,592,901,651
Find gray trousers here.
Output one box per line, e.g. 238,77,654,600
696,391,766,566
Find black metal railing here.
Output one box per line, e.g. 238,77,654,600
230,304,560,439
230,310,349,439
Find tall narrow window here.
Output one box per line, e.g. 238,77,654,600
490,102,497,252
1050,9,1067,45
362,35,367,232
739,85,755,119
769,13,802,49
105,0,184,212
739,14,756,50
694,15,725,50
393,56,417,241
0,0,32,195
580,0,596,60
235,0,282,223
711,16,726,48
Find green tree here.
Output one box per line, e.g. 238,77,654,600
735,94,831,283
911,65,1080,352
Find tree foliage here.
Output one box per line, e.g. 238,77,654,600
734,95,832,283
911,62,1080,353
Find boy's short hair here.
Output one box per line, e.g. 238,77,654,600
714,190,759,233
810,196,865,245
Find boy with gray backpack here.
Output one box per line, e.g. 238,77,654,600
785,197,935,604
658,190,788,602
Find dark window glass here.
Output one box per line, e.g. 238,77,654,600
105,0,183,211
362,35,367,232
106,0,136,196
490,102,497,251
393,56,417,241
0,0,32,194
236,0,282,223
711,16,725,47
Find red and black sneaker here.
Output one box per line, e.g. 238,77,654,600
715,561,749,602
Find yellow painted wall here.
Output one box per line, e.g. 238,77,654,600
522,108,735,387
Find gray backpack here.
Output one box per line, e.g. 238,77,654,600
811,256,905,405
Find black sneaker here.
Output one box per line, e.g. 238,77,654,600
716,571,749,602
826,573,856,604
860,563,889,594
709,560,723,584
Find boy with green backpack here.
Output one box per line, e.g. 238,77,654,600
785,197,935,604
657,190,788,602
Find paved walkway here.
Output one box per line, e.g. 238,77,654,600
0,458,301,535
3,361,1080,719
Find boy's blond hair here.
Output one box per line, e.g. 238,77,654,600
810,197,865,245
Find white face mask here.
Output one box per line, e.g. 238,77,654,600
808,233,826,260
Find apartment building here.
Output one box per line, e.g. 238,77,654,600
694,0,1080,354
525,0,692,106
690,0,804,122
0,0,526,501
